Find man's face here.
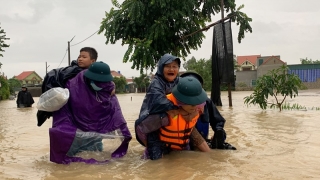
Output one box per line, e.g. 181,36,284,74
77,51,95,68
163,61,179,82
22,87,27,91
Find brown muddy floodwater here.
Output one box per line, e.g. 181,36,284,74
0,90,320,180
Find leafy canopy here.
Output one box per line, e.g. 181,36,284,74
183,56,212,91
244,65,303,111
99,0,252,73
133,73,150,92
8,78,22,94
300,57,320,64
0,76,10,99
113,76,127,93
0,23,10,58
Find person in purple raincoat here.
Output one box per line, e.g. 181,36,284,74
49,61,132,164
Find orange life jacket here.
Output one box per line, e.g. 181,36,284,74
159,94,200,150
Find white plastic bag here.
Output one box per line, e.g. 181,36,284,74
37,87,70,112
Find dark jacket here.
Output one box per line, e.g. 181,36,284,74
134,54,180,159
196,98,226,139
41,60,83,93
16,88,34,108
37,60,83,126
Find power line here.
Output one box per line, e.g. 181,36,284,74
57,49,68,68
70,30,99,47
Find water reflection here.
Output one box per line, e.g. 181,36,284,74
0,90,320,179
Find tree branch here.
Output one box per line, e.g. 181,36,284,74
180,13,236,41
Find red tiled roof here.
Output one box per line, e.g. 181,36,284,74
111,70,123,77
237,55,261,66
261,56,285,66
15,71,34,80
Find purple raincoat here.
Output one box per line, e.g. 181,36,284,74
49,70,132,164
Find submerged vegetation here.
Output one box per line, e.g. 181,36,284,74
244,65,303,111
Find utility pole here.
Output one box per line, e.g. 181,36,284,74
45,62,50,74
67,36,75,66
220,0,233,107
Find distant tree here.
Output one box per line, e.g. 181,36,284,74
0,23,10,57
113,76,127,93
300,57,320,64
0,76,10,99
183,56,212,91
244,65,302,111
99,0,252,73
8,78,21,94
133,74,150,93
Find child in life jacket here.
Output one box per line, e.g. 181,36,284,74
136,76,210,159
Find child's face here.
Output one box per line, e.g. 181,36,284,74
181,104,197,114
78,51,95,68
163,61,179,82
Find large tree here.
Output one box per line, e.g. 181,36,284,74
0,23,10,58
99,0,252,73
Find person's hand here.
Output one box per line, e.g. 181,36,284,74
111,88,115,96
37,110,52,127
209,130,236,150
111,82,116,96
166,109,179,118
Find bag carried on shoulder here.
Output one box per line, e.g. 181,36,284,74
37,87,69,112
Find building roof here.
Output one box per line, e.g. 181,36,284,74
260,56,285,66
15,71,35,80
237,55,261,66
111,70,123,77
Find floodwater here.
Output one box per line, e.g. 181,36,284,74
0,90,320,180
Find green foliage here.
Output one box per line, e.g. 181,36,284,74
183,56,212,91
8,78,21,94
300,57,320,64
99,0,252,73
244,65,303,111
0,23,10,57
133,74,150,92
0,76,10,99
113,76,127,93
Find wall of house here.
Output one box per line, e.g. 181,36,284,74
235,70,257,87
257,64,283,78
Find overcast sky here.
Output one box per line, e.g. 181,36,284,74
0,0,319,79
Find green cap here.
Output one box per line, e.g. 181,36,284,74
180,71,203,85
172,77,207,105
84,61,113,82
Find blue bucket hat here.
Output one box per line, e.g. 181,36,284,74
172,76,207,105
84,61,113,82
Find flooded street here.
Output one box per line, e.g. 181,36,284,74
0,90,320,180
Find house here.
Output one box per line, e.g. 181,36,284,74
236,55,285,87
15,71,43,87
237,55,261,71
256,56,285,78
111,70,123,78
